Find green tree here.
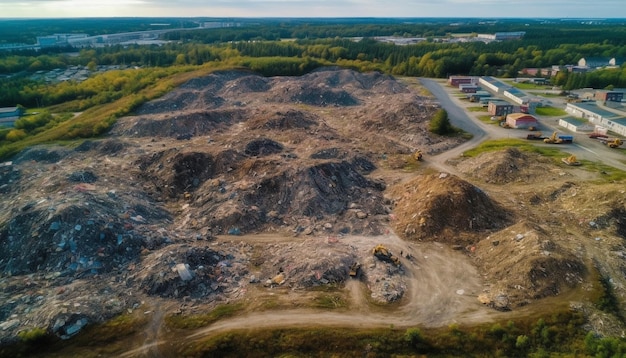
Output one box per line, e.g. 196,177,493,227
429,109,454,135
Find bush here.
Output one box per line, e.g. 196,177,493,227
429,109,454,135
17,327,48,343
515,335,529,350
6,129,27,142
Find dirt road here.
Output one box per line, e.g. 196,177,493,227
180,234,503,344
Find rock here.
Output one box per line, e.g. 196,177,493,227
356,211,368,219
323,223,333,230
52,314,89,339
514,234,524,241
249,275,260,284
0,319,20,331
492,294,510,311
68,170,98,183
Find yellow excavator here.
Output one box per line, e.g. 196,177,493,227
544,132,563,144
561,155,581,166
413,149,423,161
372,244,401,266
606,138,623,148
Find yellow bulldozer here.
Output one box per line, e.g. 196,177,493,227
606,138,623,148
561,155,581,166
372,244,401,266
413,149,423,161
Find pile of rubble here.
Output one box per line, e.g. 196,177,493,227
389,173,512,244
1,67,452,343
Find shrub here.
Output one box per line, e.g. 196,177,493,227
6,129,27,142
429,109,454,135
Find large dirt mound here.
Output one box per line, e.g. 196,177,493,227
389,173,512,244
473,222,586,310
111,108,248,138
297,67,408,94
249,237,406,304
186,160,388,236
133,244,249,299
456,148,556,184
253,238,358,289
247,109,319,131
0,67,472,342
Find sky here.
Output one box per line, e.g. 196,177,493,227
0,0,625,19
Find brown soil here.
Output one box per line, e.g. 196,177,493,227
389,172,512,244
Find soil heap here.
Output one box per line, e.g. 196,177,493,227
389,172,512,244
0,68,453,343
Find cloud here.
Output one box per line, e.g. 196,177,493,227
0,0,624,18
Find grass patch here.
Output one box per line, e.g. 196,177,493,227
512,82,551,90
462,138,564,158
463,139,626,182
312,293,347,309
178,310,592,358
0,312,149,358
478,114,502,125
66,312,150,351
466,106,486,112
0,64,230,161
535,106,567,116
586,161,626,183
165,303,245,330
536,93,563,98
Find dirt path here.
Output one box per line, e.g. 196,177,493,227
182,235,504,344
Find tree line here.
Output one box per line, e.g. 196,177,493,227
3,35,626,109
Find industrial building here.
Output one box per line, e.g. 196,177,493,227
595,91,624,103
459,84,480,93
478,76,509,94
577,57,622,70
447,76,477,87
488,101,514,117
0,107,23,126
565,102,626,136
558,117,595,133
505,113,538,129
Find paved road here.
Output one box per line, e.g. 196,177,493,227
420,78,626,172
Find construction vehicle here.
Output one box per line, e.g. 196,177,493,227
544,132,563,144
543,132,573,144
349,262,361,277
526,132,544,140
372,244,401,266
561,155,581,166
413,149,423,161
589,132,608,139
606,138,623,148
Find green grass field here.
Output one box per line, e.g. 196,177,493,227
535,106,567,116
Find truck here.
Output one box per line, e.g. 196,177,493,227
526,132,544,140
544,132,573,144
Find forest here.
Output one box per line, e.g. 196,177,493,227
1,18,626,157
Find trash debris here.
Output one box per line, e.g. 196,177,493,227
175,263,193,281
